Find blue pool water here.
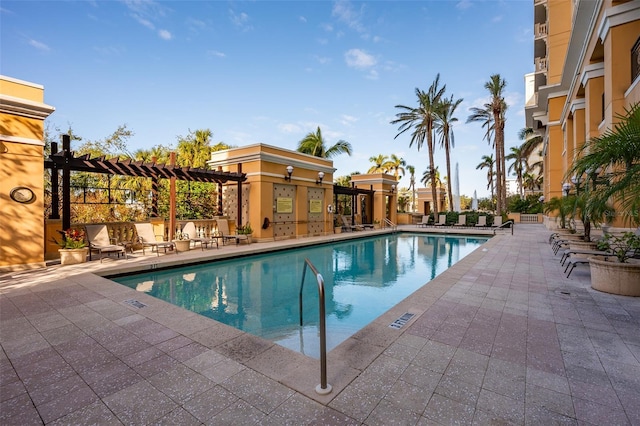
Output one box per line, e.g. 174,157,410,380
113,233,488,358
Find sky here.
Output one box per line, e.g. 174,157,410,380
2,0,533,198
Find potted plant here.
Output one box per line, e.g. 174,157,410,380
55,228,89,265
172,231,191,252
589,232,640,296
236,223,253,242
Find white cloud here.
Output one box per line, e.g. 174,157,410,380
132,14,155,29
278,123,301,133
158,29,172,40
340,115,358,126
344,48,376,69
28,39,50,51
366,69,379,80
207,50,226,58
492,15,503,23
456,0,473,11
299,16,307,23
230,10,252,31
314,55,331,65
332,0,366,34
320,23,333,32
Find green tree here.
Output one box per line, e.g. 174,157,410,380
407,165,416,212
387,154,406,179
468,75,508,213
435,94,463,211
367,154,389,173
476,154,495,210
506,146,527,197
297,126,352,158
392,74,446,217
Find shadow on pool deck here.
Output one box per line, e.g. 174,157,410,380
1,224,638,424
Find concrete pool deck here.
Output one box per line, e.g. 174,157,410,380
1,224,638,424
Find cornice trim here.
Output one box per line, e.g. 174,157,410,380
0,134,45,147
580,62,605,87
0,94,55,120
598,1,640,42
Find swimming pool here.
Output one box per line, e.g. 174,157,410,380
113,233,488,358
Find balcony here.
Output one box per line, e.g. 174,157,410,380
534,22,548,39
535,56,548,73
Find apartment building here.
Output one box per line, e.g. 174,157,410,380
524,0,640,228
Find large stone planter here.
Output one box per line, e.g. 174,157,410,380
569,241,598,251
173,240,191,252
589,257,640,296
59,248,88,265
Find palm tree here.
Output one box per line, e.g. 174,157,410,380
407,165,416,212
297,126,352,158
421,166,442,211
177,129,213,168
387,154,406,179
476,154,495,209
518,127,543,163
435,94,463,211
367,154,389,173
506,146,527,197
567,102,640,229
392,74,446,217
469,75,508,213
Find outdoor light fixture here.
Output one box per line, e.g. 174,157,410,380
570,174,582,186
390,184,396,193
316,171,324,184
562,182,571,196
284,165,294,181
539,195,545,203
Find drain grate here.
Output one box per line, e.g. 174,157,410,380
124,299,147,309
389,312,415,329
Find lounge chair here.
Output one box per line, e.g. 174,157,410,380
417,215,430,228
491,215,503,228
564,252,612,277
181,221,218,250
85,224,127,262
134,223,175,256
341,215,361,232
216,219,249,245
434,214,447,226
354,215,374,230
475,216,487,228
454,215,466,227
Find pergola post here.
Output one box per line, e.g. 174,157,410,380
62,134,71,231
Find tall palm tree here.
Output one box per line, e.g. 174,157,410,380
421,166,442,188
435,94,463,211
506,146,527,197
297,126,352,158
367,154,389,173
392,74,446,217
177,128,213,168
387,154,406,179
518,127,543,162
485,74,508,213
407,165,416,212
476,154,495,208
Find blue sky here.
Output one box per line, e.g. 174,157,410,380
2,0,533,198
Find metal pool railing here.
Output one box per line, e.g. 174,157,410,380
299,258,332,395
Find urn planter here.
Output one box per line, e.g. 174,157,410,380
589,257,640,296
173,240,191,252
59,248,89,265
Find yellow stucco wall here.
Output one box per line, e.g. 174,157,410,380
546,0,572,86
0,76,55,272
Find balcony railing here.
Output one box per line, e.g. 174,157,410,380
534,22,547,38
632,37,640,83
535,56,548,73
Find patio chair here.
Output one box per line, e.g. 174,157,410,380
354,214,374,230
134,223,175,256
475,216,487,228
434,214,447,226
454,215,466,227
181,221,218,250
216,219,248,245
85,224,127,263
417,215,430,228
564,251,612,278
491,215,503,228
341,215,361,232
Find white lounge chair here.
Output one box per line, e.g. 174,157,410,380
216,219,249,245
434,214,447,226
491,215,503,228
85,224,127,262
475,216,487,227
181,221,218,250
417,215,430,228
341,215,361,232
454,215,466,226
134,223,175,256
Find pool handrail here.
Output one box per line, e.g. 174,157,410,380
299,258,332,395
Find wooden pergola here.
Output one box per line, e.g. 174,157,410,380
333,184,375,223
45,135,247,235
